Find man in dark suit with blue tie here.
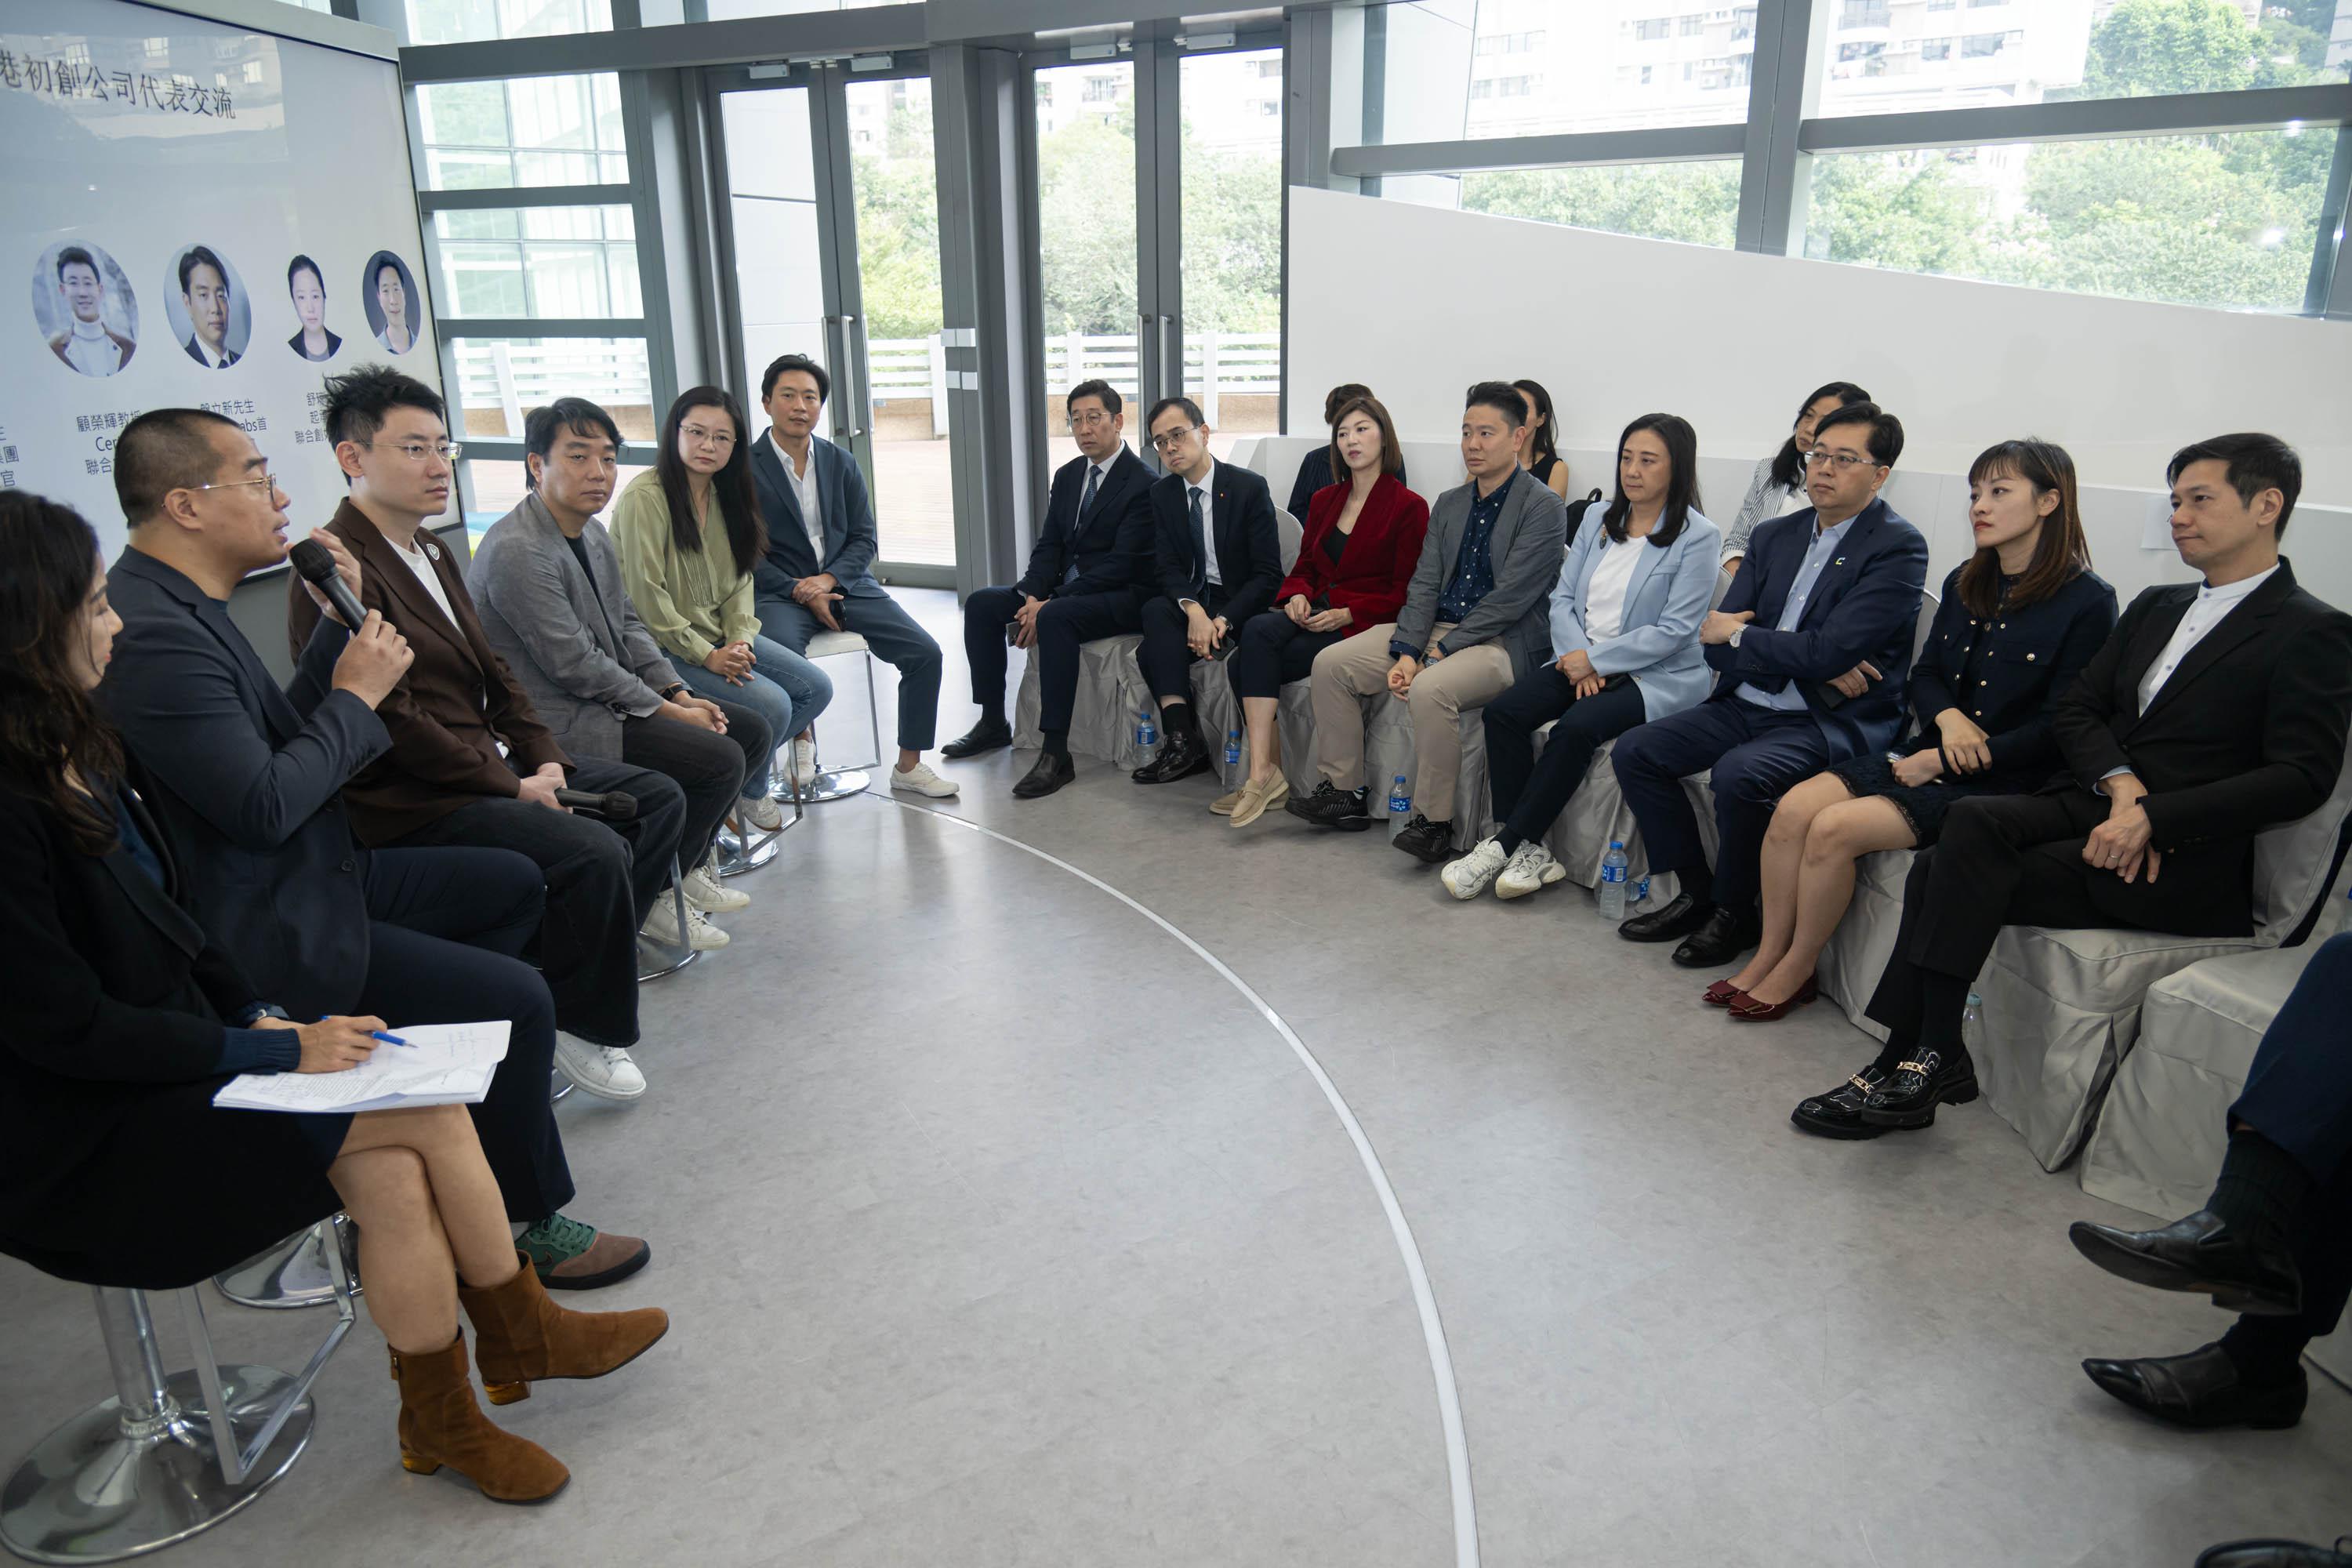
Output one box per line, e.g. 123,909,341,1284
748,354,957,798
1613,401,1929,967
946,379,1159,799
1132,396,1283,786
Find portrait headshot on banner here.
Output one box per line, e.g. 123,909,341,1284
363,249,422,355
163,243,252,369
31,241,140,379
285,253,343,363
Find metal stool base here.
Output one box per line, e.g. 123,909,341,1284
0,1367,310,1566
212,1216,359,1311
793,768,870,803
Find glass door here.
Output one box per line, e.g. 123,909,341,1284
1030,59,1139,477
1177,47,1283,463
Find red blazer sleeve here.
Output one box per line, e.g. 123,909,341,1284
1327,485,1429,630
1277,484,1345,605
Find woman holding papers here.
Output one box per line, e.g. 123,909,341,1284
0,492,670,1505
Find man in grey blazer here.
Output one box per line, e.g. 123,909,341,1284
1292,381,1570,862
747,353,956,798
468,397,775,927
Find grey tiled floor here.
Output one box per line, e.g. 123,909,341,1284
5,590,2346,1567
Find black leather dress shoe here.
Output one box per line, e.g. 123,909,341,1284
2082,1341,2307,1431
1011,751,1076,799
1285,782,1374,831
1790,1065,1892,1140
1132,726,1211,784
1619,892,1714,943
1856,1046,1977,1129
1392,815,1454,864
2068,1210,2303,1316
2197,1537,2352,1566
943,719,1013,759
1671,906,1761,968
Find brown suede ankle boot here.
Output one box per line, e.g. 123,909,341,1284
460,1250,669,1406
390,1332,570,1504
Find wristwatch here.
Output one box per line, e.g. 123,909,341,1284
1726,624,1745,648
661,682,689,701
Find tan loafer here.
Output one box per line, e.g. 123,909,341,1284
1229,773,1289,828
1210,786,1245,815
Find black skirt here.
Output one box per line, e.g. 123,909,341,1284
1825,753,2029,846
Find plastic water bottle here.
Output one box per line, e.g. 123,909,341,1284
1597,841,1631,924
1134,710,1158,758
1962,991,1984,1053
1385,773,1412,837
1225,728,1243,770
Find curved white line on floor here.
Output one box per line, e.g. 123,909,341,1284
880,796,1479,1567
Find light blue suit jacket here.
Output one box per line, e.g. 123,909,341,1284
1547,508,1721,722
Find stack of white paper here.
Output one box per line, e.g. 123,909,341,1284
213,1021,513,1115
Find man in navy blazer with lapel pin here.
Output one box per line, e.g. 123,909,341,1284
1131,394,1283,786
1613,401,1929,967
946,378,1160,799
748,354,958,798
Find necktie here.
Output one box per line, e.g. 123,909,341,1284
1079,464,1099,521
1189,487,1208,599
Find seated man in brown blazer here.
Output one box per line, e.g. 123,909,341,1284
288,365,687,1101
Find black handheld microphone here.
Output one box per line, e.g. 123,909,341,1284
554,789,637,820
289,539,370,633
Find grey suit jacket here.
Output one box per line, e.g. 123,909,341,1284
1395,466,1570,684
466,492,679,762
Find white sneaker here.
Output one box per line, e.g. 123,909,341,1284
554,1033,647,1102
642,898,729,950
1495,841,1568,900
1439,837,1509,901
789,736,819,788
683,855,751,914
889,760,959,797
735,793,783,833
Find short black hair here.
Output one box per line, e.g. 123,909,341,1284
286,254,324,295
523,397,623,490
2167,432,2302,538
1463,380,1527,426
321,363,446,453
178,245,227,296
55,246,96,281
1814,401,1904,468
1068,379,1120,417
1146,395,1203,432
115,408,243,524
762,353,830,404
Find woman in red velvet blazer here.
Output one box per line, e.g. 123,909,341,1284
1217,394,1430,826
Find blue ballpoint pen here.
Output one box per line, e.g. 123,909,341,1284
316,1018,410,1047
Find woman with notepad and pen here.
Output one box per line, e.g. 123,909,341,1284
0,493,670,1505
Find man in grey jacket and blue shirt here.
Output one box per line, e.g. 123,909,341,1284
1290,381,1570,863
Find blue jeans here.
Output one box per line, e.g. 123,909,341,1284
669,635,833,796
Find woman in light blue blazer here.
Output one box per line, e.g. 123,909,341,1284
1444,413,1720,901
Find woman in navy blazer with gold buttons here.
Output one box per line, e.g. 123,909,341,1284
1719,438,2118,1022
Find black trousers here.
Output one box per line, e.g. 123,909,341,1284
621,698,767,865
385,756,684,1049
1138,588,1237,707
1610,699,1832,909
1229,611,1345,701
1864,790,2229,1064
1483,671,1648,847
354,846,575,1224
964,584,1142,735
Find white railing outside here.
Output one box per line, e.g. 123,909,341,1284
455,340,655,437
869,330,1282,431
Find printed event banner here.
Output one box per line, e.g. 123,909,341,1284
2,0,440,560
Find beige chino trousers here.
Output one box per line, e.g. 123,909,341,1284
1307,622,1514,822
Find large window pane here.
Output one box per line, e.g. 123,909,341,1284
1815,0,2350,119
447,336,655,441
418,74,628,189
1456,160,1742,248
432,206,639,319
405,0,613,45
719,88,826,426
845,77,953,568
1356,0,1753,143
1034,61,1137,476
1181,49,1283,459
1803,131,2333,313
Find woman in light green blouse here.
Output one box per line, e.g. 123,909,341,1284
613,386,832,800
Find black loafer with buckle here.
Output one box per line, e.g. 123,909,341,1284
1791,1065,1892,1140
1857,1047,1978,1130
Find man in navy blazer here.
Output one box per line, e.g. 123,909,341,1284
1131,395,1283,786
98,406,653,1290
1614,402,1928,967
946,378,1159,799
748,354,956,798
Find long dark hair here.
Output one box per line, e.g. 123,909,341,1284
1602,413,1702,549
1327,394,1405,481
1767,380,1871,493
1514,379,1561,471
0,493,122,855
1958,438,2091,617
656,387,764,569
